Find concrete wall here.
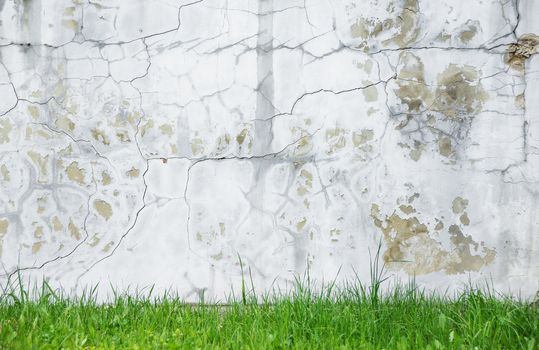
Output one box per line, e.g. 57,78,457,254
0,0,538,300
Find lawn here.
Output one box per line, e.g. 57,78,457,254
0,276,537,350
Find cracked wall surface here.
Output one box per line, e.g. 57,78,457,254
0,0,538,300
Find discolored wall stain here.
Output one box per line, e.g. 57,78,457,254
55,116,75,132
394,52,487,160
433,64,487,120
353,129,374,147
0,219,8,256
350,0,420,49
370,198,496,275
0,120,12,144
94,200,113,221
451,197,468,214
1,164,10,181
326,128,346,154
52,216,63,232
505,34,539,73
126,167,140,178
67,219,82,241
66,161,85,185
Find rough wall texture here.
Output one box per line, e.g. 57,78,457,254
0,0,538,300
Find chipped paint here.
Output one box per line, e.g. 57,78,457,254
94,200,113,221
66,161,85,185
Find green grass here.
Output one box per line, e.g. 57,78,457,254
0,277,537,350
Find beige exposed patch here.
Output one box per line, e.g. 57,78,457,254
362,84,378,102
433,64,487,120
102,241,114,253
28,106,40,119
460,213,470,226
0,219,8,235
452,197,468,214
0,120,13,144
52,217,64,232
370,199,495,275
395,53,432,112
159,124,174,136
395,53,486,160
191,138,204,156
399,205,416,214
219,222,225,235
126,167,140,178
101,171,112,185
297,169,313,196
438,137,453,157
32,242,43,254
351,0,420,49
515,94,525,109
91,128,110,145
140,120,154,137
296,217,307,231
94,200,113,220
505,34,539,73
62,19,78,30
458,20,479,44
0,219,8,256
116,131,130,142
1,164,10,181
353,129,374,146
66,161,85,185
68,221,81,240
326,128,346,154
34,225,44,239
27,151,49,178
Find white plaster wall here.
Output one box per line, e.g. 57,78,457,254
0,0,538,300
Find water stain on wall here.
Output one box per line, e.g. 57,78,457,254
370,196,496,275
505,34,539,73
94,200,113,221
350,0,420,49
394,52,487,160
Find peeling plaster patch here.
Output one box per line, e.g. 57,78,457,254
370,198,495,275
438,137,453,157
101,171,112,185
326,128,346,154
459,213,470,226
52,216,63,232
27,151,49,179
66,161,85,185
458,20,479,44
350,0,420,49
394,53,487,160
91,128,110,145
94,200,113,220
353,129,374,146
434,64,487,119
505,34,539,73
296,217,307,231
399,204,415,214
452,197,468,214
0,164,10,181
515,94,525,109
159,124,173,136
67,221,81,241
126,167,140,178
191,138,204,156
0,119,12,144
32,241,43,254
362,83,378,102
0,219,8,256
